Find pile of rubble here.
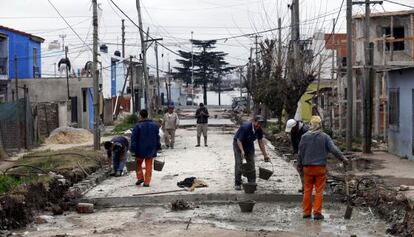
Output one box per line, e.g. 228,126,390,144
170,199,193,211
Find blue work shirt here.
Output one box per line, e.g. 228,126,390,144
233,122,263,155
130,120,161,158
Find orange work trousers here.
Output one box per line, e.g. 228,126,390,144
136,158,153,185
303,165,327,216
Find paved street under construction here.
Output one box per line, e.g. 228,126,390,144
16,117,389,237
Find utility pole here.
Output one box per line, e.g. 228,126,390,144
278,17,282,67
14,55,18,100
168,62,171,105
155,41,160,110
65,46,70,99
352,0,382,153
331,18,336,130
92,0,100,150
136,0,151,117
239,67,243,98
346,0,353,151
191,31,194,106
291,0,300,65
59,34,66,51
129,56,134,112
121,19,125,58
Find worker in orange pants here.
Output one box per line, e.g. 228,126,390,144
298,116,348,220
136,158,153,186
130,109,161,187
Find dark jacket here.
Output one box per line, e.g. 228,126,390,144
130,120,161,158
233,122,263,155
298,130,343,166
195,107,209,124
291,124,308,154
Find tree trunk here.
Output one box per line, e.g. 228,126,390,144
203,82,207,105
218,81,221,106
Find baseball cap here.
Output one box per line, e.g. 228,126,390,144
285,119,297,132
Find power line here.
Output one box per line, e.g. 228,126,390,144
109,0,180,57
383,0,414,9
47,0,93,52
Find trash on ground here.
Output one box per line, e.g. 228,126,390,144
171,199,193,211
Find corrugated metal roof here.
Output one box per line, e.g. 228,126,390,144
0,25,44,43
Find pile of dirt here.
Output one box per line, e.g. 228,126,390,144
171,199,193,211
45,127,93,144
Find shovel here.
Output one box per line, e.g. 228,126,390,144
344,170,353,219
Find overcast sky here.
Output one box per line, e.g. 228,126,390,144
0,0,412,76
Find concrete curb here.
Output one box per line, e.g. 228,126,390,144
79,193,341,208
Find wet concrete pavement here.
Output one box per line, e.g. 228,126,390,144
22,203,388,237
84,125,301,200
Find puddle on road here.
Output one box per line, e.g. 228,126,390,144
23,202,389,237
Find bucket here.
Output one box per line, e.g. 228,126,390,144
126,161,136,172
242,183,257,194
241,163,255,177
259,161,274,180
238,200,256,213
153,158,165,171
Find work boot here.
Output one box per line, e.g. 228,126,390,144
234,185,242,191
143,184,150,187
298,187,304,193
135,180,144,186
115,171,122,177
204,136,208,147
313,214,324,220
303,214,311,219
171,144,174,149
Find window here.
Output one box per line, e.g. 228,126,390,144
383,27,405,51
389,88,400,131
33,48,38,66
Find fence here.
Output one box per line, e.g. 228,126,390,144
34,102,59,138
0,97,36,152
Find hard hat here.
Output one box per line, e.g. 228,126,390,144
285,119,297,133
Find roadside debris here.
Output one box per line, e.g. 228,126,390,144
399,185,410,191
76,203,94,214
177,177,208,191
171,199,193,211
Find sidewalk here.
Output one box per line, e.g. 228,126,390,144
355,151,414,202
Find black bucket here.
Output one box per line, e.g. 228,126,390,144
153,159,165,171
242,183,257,194
259,167,273,180
126,161,136,172
259,161,274,180
238,200,256,213
241,163,255,177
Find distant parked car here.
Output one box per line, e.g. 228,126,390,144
232,97,247,112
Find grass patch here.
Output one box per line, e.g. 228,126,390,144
9,148,105,175
0,176,27,194
265,121,281,134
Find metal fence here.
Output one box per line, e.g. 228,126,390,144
0,98,36,152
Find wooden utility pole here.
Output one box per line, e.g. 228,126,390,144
92,0,100,150
291,0,300,66
121,19,125,58
65,46,70,99
331,18,336,130
136,0,151,117
346,0,353,151
14,55,18,100
168,62,171,105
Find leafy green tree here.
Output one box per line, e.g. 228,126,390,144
174,40,232,105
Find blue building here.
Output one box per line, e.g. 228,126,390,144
0,25,44,80
388,67,414,160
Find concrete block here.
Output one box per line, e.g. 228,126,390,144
77,203,94,214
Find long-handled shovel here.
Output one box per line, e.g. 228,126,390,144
344,171,353,219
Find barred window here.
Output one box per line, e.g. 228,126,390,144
389,88,400,131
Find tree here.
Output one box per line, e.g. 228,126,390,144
174,40,232,105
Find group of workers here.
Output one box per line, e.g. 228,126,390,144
104,104,347,221
104,103,210,187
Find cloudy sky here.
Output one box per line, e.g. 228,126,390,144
0,0,412,76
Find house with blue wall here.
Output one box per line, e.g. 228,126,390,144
388,67,414,160
0,25,44,80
